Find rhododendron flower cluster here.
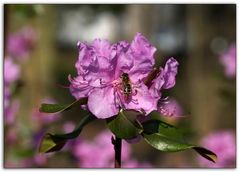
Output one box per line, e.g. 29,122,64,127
198,131,236,168
36,32,218,168
69,33,178,119
219,43,236,79
69,130,152,168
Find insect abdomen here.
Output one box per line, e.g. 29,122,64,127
124,83,132,94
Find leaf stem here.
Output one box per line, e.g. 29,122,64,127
113,136,122,168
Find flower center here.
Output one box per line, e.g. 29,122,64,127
111,74,139,110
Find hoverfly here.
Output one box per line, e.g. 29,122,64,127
120,73,133,101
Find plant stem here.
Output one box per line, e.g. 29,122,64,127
113,136,122,168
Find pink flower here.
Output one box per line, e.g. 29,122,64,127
7,27,37,60
4,58,19,123
198,131,236,168
63,121,75,133
69,33,179,119
71,130,152,168
72,130,130,167
33,154,47,166
158,98,183,117
219,43,236,78
4,58,20,124
4,57,20,85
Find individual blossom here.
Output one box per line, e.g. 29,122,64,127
198,131,236,168
71,130,152,168
69,33,179,119
63,121,75,133
219,43,236,79
4,57,20,85
32,154,48,167
7,26,37,60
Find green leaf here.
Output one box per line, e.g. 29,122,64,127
39,113,96,153
39,133,67,153
142,120,217,163
142,119,184,141
193,147,217,163
106,110,143,139
39,97,88,113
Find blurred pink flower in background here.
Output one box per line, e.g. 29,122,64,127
70,130,152,168
63,121,75,133
158,98,183,118
4,57,20,85
33,154,48,166
219,43,236,79
7,26,37,60
4,57,20,125
198,131,236,168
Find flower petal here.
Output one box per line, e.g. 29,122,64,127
149,69,164,99
92,39,114,59
124,83,157,115
88,86,119,119
69,75,92,99
130,32,156,63
75,42,97,75
128,33,157,82
149,57,179,98
75,41,115,85
114,51,133,79
162,57,179,89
